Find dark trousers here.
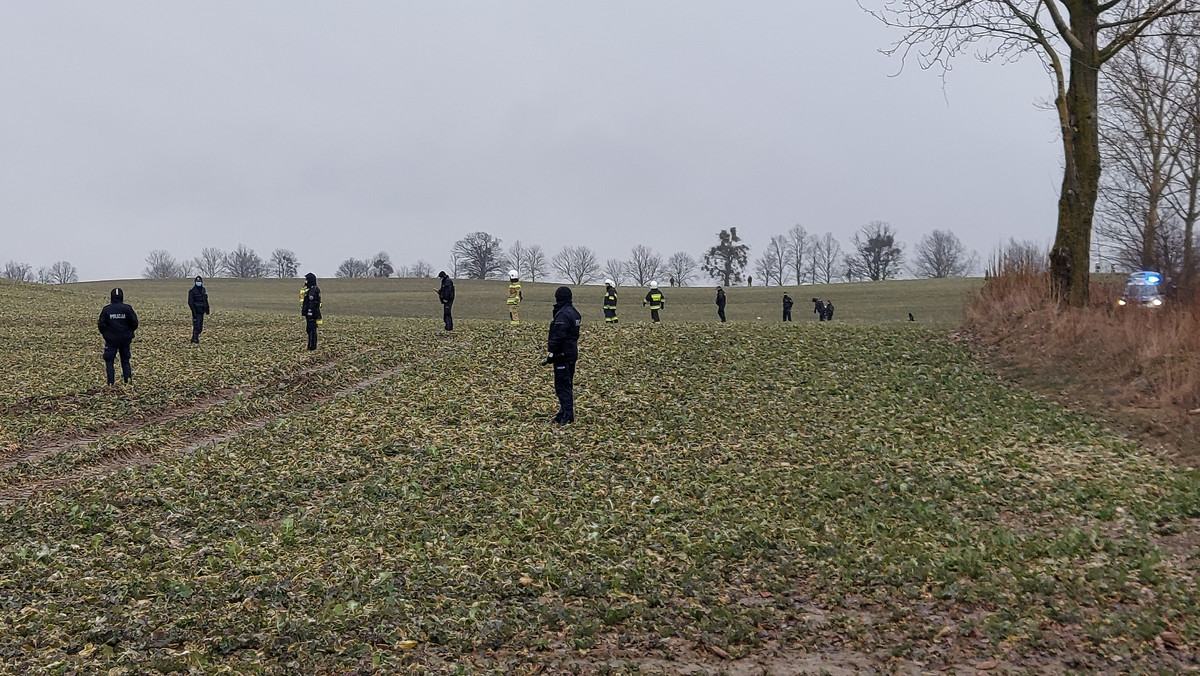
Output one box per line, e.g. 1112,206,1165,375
717,306,726,323
554,361,576,423
306,318,318,350
443,302,453,331
603,308,617,323
191,310,205,342
783,308,792,322
103,340,132,384
650,308,660,323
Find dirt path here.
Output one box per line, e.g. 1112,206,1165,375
0,352,420,504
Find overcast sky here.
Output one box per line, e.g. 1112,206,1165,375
1,1,1064,282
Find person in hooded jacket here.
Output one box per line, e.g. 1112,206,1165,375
715,286,727,323
812,298,826,321
301,273,322,350
782,294,793,322
437,271,455,331
546,286,581,424
98,287,139,385
188,276,210,343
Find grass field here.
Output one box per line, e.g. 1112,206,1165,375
3,278,1200,673
71,276,981,326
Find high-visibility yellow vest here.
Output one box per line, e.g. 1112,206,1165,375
507,282,522,305
646,291,663,310
603,291,617,310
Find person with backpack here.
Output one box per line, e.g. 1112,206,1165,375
437,271,455,331
98,288,139,386
187,276,210,344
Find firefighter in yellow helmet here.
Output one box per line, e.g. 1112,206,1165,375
603,279,618,324
643,281,664,323
506,270,522,326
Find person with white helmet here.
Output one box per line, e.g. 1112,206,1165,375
643,281,665,323
602,279,618,324
506,270,522,326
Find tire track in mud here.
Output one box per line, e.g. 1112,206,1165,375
0,350,441,504
0,354,355,472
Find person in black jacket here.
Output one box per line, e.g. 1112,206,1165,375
782,294,793,322
812,298,825,321
301,272,322,350
546,286,581,424
98,287,139,385
715,286,727,323
824,300,835,321
437,271,455,331
188,276,210,343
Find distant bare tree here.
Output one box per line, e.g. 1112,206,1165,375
408,260,435,278
522,245,549,282
787,225,812,284
370,251,394,278
626,245,664,286
452,231,506,279
603,258,629,286
506,241,529,278
143,249,188,279
702,227,750,286
46,260,78,284
850,221,904,281
911,230,977,278
988,238,1049,277
447,253,463,279
336,258,371,278
1172,34,1200,286
842,255,868,283
270,249,300,279
3,260,34,282
665,251,698,286
753,235,790,286
193,247,226,278
552,246,601,285
810,232,843,284
224,244,266,278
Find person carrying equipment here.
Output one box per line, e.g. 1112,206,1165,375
98,287,138,386
506,270,522,326
188,276,210,343
643,281,665,323
437,271,455,331
715,286,727,323
782,294,793,322
545,286,581,424
603,279,618,324
301,272,322,350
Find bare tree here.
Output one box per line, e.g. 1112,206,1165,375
988,238,1050,276
46,260,78,284
702,227,750,286
521,245,549,282
787,225,812,284
552,245,601,285
665,251,698,286
143,249,188,279
224,244,266,278
867,0,1200,305
408,260,435,278
507,241,529,278
810,233,844,285
1174,42,1200,286
603,258,629,286
626,245,664,286
192,247,226,278
452,231,506,279
336,258,371,278
850,221,905,281
270,249,300,278
763,235,791,285
447,252,463,279
911,229,977,278
370,251,394,278
3,261,34,282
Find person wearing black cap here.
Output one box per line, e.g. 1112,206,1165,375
188,276,210,343
437,271,455,331
545,286,581,424
301,273,322,350
98,288,139,385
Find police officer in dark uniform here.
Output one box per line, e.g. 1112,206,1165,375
782,294,793,322
812,297,825,321
437,271,455,331
715,286,727,323
98,288,139,386
546,286,581,424
603,279,618,324
188,276,210,343
301,272,322,350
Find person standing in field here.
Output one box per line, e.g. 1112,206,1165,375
301,272,322,350
98,287,138,386
824,300,835,321
782,294,793,322
715,286,727,323
506,270,522,326
188,276,210,344
603,279,618,324
437,271,455,331
546,286,581,424
643,281,664,323
812,298,825,321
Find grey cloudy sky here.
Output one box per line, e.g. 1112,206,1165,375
1,1,1063,281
